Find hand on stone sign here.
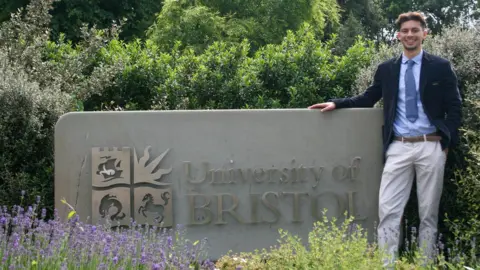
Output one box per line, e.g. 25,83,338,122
308,102,336,112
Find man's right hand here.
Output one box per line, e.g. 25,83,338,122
308,102,336,112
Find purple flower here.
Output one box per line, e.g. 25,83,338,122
167,236,173,248
2,251,8,264
0,199,213,268
12,233,20,249
103,245,110,256
141,252,147,264
203,259,215,269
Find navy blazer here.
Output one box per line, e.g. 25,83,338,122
330,51,462,158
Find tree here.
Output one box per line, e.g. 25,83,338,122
147,0,341,53
49,0,163,42
334,12,367,54
0,0,29,22
1,0,164,42
336,0,388,41
382,0,478,36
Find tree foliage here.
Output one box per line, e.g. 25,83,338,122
337,0,387,40
382,0,479,37
49,0,163,42
0,0,29,22
146,0,341,53
2,0,478,47
0,0,163,42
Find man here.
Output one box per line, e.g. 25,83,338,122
308,12,462,266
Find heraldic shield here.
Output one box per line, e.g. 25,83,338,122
91,146,173,228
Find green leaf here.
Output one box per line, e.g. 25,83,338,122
67,210,76,220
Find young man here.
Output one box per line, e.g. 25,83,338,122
308,12,462,266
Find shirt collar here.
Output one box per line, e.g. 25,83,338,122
402,49,423,65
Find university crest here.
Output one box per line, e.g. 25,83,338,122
91,146,173,227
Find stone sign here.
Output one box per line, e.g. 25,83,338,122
54,108,384,259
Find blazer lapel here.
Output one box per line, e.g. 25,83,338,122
391,54,402,101
419,51,431,102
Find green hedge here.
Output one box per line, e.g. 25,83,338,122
84,24,375,111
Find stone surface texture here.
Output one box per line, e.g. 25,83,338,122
55,108,384,259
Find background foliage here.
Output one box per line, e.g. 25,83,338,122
0,0,479,265
0,0,121,212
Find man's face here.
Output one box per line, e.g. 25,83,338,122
397,20,427,51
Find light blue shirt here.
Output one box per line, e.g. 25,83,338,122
393,50,437,137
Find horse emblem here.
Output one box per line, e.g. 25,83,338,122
138,192,170,224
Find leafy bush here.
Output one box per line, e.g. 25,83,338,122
84,39,174,111
352,25,480,263
0,0,121,212
216,212,387,269
153,40,256,110
0,50,69,214
89,23,375,111
215,211,479,269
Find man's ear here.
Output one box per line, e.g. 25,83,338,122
423,28,429,39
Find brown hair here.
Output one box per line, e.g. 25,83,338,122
395,12,427,29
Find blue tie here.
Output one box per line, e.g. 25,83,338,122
405,60,418,122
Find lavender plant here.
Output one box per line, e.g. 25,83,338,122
0,194,215,270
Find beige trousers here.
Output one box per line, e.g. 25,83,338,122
377,139,447,266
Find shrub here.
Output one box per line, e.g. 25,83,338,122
0,0,121,212
90,23,375,111
215,212,389,269
240,24,375,109
215,212,479,269
0,50,70,214
84,39,174,111
152,40,254,110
